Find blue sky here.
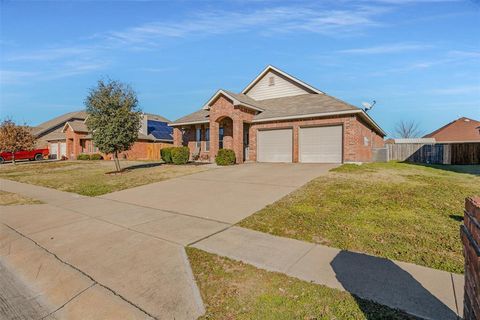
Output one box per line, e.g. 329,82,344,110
1,0,479,137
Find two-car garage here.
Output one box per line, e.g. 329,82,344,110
256,125,343,163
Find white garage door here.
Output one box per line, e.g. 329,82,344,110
257,129,292,162
299,126,342,163
49,143,58,159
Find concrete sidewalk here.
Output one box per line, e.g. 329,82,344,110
193,226,464,320
0,174,465,320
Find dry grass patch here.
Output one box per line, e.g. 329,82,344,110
240,162,480,273
0,190,42,206
0,160,209,196
187,247,414,320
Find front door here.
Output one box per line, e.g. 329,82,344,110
243,123,250,161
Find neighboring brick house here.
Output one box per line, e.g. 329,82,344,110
34,111,173,160
424,117,480,143
170,65,385,164
32,110,88,159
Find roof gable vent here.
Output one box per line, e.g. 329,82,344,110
268,76,275,86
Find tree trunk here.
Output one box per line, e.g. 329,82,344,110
12,153,15,165
113,151,121,172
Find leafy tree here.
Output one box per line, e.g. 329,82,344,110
0,119,37,164
394,120,423,138
85,79,142,172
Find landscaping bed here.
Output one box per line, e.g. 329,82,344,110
187,247,414,319
239,162,480,273
0,160,208,196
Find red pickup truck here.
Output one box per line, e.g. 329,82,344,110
0,148,49,164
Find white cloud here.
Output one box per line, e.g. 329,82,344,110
338,42,431,54
100,5,389,46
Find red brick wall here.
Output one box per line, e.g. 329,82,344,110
208,96,255,163
250,114,384,162
462,197,480,320
172,106,385,163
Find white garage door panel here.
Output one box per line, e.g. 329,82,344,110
300,126,342,163
258,129,292,163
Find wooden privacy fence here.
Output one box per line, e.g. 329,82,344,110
386,142,480,165
146,143,172,160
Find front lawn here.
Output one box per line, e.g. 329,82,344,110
0,190,42,206
187,247,413,319
239,162,480,273
0,160,208,196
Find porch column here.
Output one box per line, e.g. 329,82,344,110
233,118,244,164
173,127,183,147
210,120,219,163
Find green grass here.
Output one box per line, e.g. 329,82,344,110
0,190,43,206
239,162,480,273
187,247,415,320
0,160,208,196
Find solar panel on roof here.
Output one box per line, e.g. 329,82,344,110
147,120,173,140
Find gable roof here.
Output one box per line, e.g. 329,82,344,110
202,89,265,112
170,66,386,136
62,120,89,133
424,117,480,142
242,65,324,96
33,110,87,137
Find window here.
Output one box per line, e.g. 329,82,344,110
219,127,224,149
205,128,210,151
268,76,275,86
195,128,201,151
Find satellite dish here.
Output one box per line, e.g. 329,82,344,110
361,100,376,112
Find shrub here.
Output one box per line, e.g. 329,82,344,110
90,153,103,160
171,147,189,165
161,147,174,163
215,149,236,166
77,154,90,160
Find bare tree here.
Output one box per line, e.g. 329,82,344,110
0,119,37,164
394,120,423,138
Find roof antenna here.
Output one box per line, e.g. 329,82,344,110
361,100,376,112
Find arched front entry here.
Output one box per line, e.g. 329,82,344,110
210,115,245,164
217,116,233,150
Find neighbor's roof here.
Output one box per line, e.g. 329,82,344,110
66,120,89,132
144,113,171,123
424,117,480,142
34,110,87,136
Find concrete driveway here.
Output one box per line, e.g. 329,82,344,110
102,163,337,224
1,163,334,319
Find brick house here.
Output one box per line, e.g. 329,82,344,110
34,111,173,160
424,117,480,143
170,65,385,164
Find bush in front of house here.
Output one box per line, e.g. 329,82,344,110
171,146,189,165
77,154,90,160
215,149,236,166
161,147,174,163
90,153,103,160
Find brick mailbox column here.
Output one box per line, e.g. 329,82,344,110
462,196,480,320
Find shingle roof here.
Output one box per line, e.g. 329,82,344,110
252,94,358,120
34,110,87,136
144,113,171,123
67,120,89,132
171,109,210,124
171,93,358,124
